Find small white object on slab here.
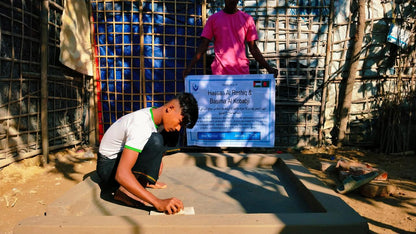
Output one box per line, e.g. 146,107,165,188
149,206,195,216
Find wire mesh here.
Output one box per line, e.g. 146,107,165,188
91,0,204,137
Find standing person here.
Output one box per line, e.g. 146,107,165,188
96,93,198,214
183,0,278,77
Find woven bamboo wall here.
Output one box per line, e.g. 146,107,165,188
242,0,415,149
92,0,415,149
0,0,90,167
241,0,330,147
324,0,416,150
0,0,414,165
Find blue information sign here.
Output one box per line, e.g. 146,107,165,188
185,74,275,147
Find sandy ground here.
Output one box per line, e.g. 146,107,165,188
0,148,97,234
0,146,415,233
292,147,416,234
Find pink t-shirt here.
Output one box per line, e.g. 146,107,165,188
201,10,258,75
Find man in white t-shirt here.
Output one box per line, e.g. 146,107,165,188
97,93,198,215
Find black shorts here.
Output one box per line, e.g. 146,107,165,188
96,132,174,192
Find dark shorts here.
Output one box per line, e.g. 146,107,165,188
97,132,176,192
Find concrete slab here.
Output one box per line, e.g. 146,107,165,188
14,153,368,233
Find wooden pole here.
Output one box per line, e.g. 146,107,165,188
319,0,334,145
40,0,49,164
337,0,366,146
139,0,146,108
202,0,207,74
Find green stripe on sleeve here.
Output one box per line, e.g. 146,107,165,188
124,145,142,153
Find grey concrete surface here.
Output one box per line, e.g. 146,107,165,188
14,153,368,233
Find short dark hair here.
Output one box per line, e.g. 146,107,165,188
176,93,198,128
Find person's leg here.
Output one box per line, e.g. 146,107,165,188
96,153,119,193
104,147,152,206
115,186,150,207
132,132,167,188
115,132,179,207
114,133,168,207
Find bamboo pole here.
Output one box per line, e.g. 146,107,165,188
139,0,146,108
202,0,207,74
319,0,334,145
337,0,366,146
40,0,49,164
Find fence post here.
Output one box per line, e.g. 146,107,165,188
40,0,49,164
319,0,335,145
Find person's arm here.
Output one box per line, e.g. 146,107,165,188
183,37,211,78
247,40,278,77
115,148,183,214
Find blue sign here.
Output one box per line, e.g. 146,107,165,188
185,74,275,147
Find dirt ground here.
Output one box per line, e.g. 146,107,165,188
0,146,415,234
291,147,416,234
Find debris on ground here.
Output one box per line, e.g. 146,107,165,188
321,157,397,198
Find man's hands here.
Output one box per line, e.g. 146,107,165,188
155,197,184,215
116,149,183,214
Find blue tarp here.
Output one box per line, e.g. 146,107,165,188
91,1,203,130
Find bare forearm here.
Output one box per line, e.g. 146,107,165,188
183,37,210,77
185,53,203,72
116,169,183,213
250,45,273,72
247,41,278,77
115,149,162,208
115,169,160,207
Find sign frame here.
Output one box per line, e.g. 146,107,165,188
185,74,275,147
